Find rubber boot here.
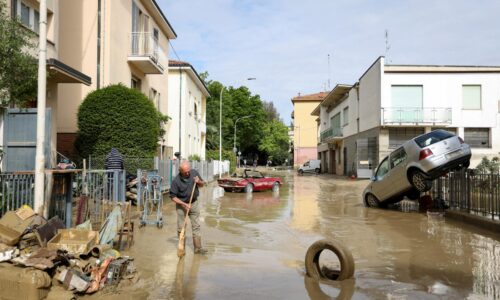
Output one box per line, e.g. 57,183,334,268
193,236,208,254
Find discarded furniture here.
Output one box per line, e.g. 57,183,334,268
47,229,99,255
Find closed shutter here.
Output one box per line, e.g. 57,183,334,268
464,128,490,148
389,128,425,149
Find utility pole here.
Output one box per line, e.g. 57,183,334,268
34,0,47,215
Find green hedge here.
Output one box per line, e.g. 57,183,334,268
75,84,167,166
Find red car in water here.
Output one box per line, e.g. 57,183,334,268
217,169,283,193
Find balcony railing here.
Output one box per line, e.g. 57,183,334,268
128,32,166,74
320,126,343,143
381,107,452,125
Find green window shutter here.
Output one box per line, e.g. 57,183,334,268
462,85,481,110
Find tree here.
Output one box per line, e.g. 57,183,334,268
75,84,168,160
258,119,290,165
263,101,280,121
0,3,37,107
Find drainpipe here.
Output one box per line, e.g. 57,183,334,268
34,0,47,216
97,0,101,89
178,67,182,158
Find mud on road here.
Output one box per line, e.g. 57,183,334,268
90,171,500,300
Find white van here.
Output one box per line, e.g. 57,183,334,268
298,160,321,175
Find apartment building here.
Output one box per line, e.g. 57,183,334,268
167,60,209,160
314,57,500,178
291,92,327,167
2,0,91,171
56,0,177,159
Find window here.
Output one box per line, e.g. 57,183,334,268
343,107,349,126
464,128,490,148
462,85,481,110
390,147,407,169
389,128,425,149
414,130,454,148
131,76,141,90
375,157,390,180
391,86,423,122
14,0,40,34
194,103,198,120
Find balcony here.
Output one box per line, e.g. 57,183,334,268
320,126,343,143
381,107,452,126
128,32,165,74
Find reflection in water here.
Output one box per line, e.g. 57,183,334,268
289,175,321,231
304,276,355,300
172,256,203,300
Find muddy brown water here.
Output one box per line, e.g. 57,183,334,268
81,172,500,300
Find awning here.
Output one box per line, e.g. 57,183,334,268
47,59,91,86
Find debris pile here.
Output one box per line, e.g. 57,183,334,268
0,205,138,299
126,175,138,205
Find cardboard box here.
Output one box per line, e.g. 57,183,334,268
0,262,51,300
47,229,99,255
0,211,36,246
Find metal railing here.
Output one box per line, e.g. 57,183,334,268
431,170,500,220
129,32,166,68
381,107,452,125
320,126,343,142
0,173,35,216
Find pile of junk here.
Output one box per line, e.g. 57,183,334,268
0,204,137,300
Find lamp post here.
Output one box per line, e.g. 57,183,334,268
218,78,256,178
234,115,253,168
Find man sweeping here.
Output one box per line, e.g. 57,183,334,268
170,161,208,254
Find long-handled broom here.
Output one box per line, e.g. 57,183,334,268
177,183,197,258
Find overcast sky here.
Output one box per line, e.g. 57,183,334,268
159,0,500,125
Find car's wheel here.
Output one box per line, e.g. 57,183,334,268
299,169,304,175
410,170,432,192
463,161,470,170
224,188,231,193
365,193,380,208
406,188,420,200
315,168,320,174
272,182,280,192
305,239,355,281
245,183,253,193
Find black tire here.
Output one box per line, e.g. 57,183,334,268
245,183,254,193
304,276,355,300
305,239,355,281
272,182,280,192
224,188,231,193
315,168,320,174
410,170,432,192
406,188,420,200
463,161,470,169
365,193,380,208
299,169,304,175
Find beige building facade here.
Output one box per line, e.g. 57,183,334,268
291,92,326,167
167,60,209,160
2,0,91,171
56,0,176,159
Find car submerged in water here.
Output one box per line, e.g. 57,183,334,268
363,129,471,208
217,169,283,193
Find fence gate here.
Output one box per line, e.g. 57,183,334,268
3,108,52,172
356,137,378,179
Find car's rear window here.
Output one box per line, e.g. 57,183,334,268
414,130,455,148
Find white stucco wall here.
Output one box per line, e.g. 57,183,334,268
358,57,383,132
167,68,207,160
382,70,500,165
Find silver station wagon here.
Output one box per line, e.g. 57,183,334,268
363,130,471,208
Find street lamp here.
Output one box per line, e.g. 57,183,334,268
218,78,256,178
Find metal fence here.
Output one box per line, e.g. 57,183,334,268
431,170,500,220
155,158,229,191
0,173,35,216
89,155,155,175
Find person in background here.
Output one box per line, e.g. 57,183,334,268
105,148,124,170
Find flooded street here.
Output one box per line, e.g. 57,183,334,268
97,171,500,299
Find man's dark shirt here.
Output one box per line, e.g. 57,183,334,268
170,169,203,203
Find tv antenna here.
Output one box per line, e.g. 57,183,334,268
385,30,391,63
327,54,331,90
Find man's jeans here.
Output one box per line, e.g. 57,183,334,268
176,200,201,238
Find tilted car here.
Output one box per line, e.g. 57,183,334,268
217,169,283,193
363,130,471,208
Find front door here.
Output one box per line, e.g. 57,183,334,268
330,150,336,174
